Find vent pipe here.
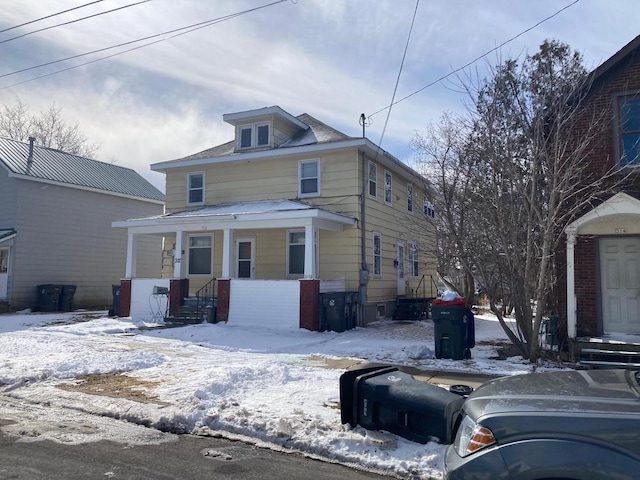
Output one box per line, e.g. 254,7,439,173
27,136,35,163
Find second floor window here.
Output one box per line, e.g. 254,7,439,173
407,183,413,213
188,172,204,205
373,232,382,277
384,171,392,205
424,199,435,219
299,159,320,197
369,162,377,198
618,95,640,167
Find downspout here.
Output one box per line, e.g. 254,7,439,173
359,114,369,318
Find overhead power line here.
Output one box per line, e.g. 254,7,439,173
0,0,151,45
369,0,581,118
0,0,290,85
0,0,106,34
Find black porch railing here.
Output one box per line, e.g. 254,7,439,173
195,278,216,322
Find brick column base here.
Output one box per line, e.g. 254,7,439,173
120,279,132,317
217,279,230,323
169,278,189,314
299,279,320,331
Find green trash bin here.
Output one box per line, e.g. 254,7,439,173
59,285,77,312
321,292,347,332
110,285,121,317
36,284,62,312
431,305,475,360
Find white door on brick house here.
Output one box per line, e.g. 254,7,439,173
0,248,8,300
235,237,255,279
600,237,640,334
397,242,406,296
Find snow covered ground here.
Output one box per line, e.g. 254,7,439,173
0,310,564,479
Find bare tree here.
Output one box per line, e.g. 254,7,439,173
413,40,623,363
0,98,100,158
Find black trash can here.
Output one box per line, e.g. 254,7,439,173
36,284,62,312
431,304,475,360
110,284,121,317
344,292,359,330
59,285,77,312
340,366,465,444
321,292,347,332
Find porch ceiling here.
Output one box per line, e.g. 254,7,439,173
112,199,356,235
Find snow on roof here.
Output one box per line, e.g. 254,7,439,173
166,199,312,218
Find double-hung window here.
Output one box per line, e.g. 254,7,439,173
424,199,435,219
368,162,377,198
187,172,204,205
408,241,419,277
238,122,270,149
407,183,414,213
373,232,382,277
617,95,640,167
188,235,212,276
287,230,305,276
384,171,392,205
299,159,320,197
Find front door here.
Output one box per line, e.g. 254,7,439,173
397,242,406,296
0,248,8,300
235,237,255,279
600,237,640,334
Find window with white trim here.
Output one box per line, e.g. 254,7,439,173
287,230,305,276
616,94,640,167
368,162,377,198
237,122,270,149
424,199,435,219
299,159,320,197
373,232,382,277
408,241,419,277
407,183,413,213
384,171,392,205
187,172,204,205
188,235,212,275
0,248,8,274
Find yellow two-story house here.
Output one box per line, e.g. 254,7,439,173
114,106,437,329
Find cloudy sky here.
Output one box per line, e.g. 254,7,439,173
0,0,638,191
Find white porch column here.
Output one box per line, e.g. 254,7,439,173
173,231,184,278
566,230,577,339
125,232,137,278
222,228,233,278
304,224,317,279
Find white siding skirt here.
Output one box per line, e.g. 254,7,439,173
229,279,300,328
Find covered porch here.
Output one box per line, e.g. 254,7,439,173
112,200,357,330
564,192,640,367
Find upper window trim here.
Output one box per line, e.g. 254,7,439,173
614,92,640,168
187,171,205,206
237,121,271,150
384,170,392,206
368,161,377,199
298,158,321,198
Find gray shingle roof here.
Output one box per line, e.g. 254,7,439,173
170,113,355,163
0,137,164,202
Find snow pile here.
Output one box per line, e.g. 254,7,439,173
0,311,561,479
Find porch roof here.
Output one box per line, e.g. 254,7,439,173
112,199,357,234
565,192,640,234
0,229,16,244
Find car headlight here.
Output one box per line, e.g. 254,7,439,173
454,415,497,457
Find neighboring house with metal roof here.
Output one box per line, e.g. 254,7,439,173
0,136,165,312
113,106,438,328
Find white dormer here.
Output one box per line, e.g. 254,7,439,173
223,106,308,151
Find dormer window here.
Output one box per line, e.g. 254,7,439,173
238,122,270,149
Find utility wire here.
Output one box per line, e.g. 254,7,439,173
0,1,151,45
0,0,106,34
0,0,290,90
0,0,288,80
369,0,581,118
375,0,419,154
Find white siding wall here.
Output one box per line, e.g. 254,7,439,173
130,278,169,322
228,279,300,328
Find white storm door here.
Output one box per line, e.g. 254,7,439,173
600,237,640,334
235,237,255,279
397,242,406,296
0,248,8,299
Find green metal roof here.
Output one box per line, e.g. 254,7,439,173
0,136,164,202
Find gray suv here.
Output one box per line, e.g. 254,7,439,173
444,369,640,480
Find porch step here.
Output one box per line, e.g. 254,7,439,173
578,347,640,370
394,298,432,321
164,297,211,325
